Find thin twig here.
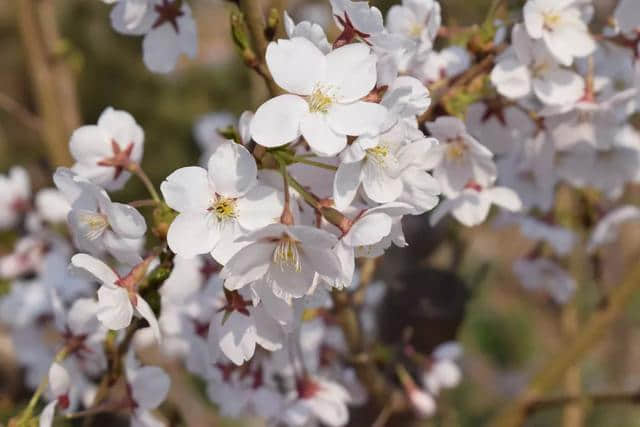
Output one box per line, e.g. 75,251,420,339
0,91,42,133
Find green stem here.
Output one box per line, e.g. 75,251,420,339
128,162,161,203
279,152,338,171
18,346,70,423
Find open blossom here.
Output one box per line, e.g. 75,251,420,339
513,257,576,304
425,116,497,194
523,0,595,66
284,11,331,54
281,376,351,427
0,166,31,229
161,140,282,264
250,37,391,156
430,182,522,227
491,24,585,105
71,254,161,342
386,0,441,52
333,122,437,209
222,224,341,300
54,168,146,265
205,276,283,366
69,107,144,190
108,0,197,73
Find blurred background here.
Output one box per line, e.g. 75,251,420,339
2,0,640,426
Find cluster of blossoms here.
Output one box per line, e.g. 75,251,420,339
2,0,640,426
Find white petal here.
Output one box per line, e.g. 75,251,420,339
333,160,363,210
343,212,392,247
207,140,257,197
221,242,274,290
266,37,326,95
490,57,531,99
71,253,119,286
48,362,70,397
167,212,219,259
130,366,171,410
236,184,282,230
218,313,257,365
534,69,584,105
96,286,133,330
39,401,57,427
69,125,112,163
250,95,308,147
160,166,211,213
135,296,161,342
327,102,391,137
487,187,522,211
323,43,377,103
102,202,147,239
300,113,347,156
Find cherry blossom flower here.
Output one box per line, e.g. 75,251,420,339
221,224,341,300
69,107,144,191
55,168,146,265
490,24,585,105
513,257,576,304
161,140,282,263
425,116,497,195
284,11,331,54
71,254,161,341
281,376,351,427
250,37,391,156
523,0,595,66
430,182,522,227
0,166,31,229
386,0,441,52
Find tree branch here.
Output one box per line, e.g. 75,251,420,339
489,261,640,427
0,91,42,134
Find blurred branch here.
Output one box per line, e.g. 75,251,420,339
236,0,283,97
489,261,640,427
16,0,81,167
0,91,42,134
527,389,640,413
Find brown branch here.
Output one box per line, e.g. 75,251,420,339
489,261,640,427
527,389,640,413
16,0,80,166
0,91,42,133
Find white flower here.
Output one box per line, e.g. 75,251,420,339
0,236,47,279
334,123,434,208
425,116,497,195
523,0,595,66
407,388,436,418
205,276,283,365
124,353,171,427
497,131,556,213
430,182,522,227
39,363,71,427
34,188,70,225
495,213,576,255
283,11,331,54
330,0,412,51
69,107,144,191
412,46,471,85
71,254,161,342
490,24,585,105
465,101,536,155
281,376,351,427
161,140,282,264
54,168,146,265
386,0,441,52
0,166,31,229
587,205,640,253
513,257,576,304
381,75,431,122
109,0,198,73
250,37,391,156
221,224,341,300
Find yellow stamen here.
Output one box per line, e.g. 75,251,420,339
211,197,237,221
272,236,302,272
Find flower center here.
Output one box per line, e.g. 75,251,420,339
77,211,109,240
308,86,335,113
210,196,237,221
542,12,561,30
409,23,423,38
366,145,390,163
445,139,468,161
272,236,302,272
